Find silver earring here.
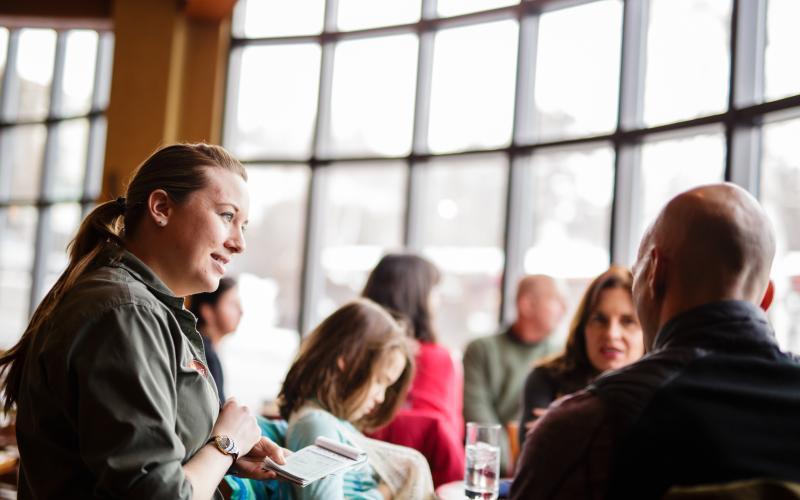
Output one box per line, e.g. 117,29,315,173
158,220,166,227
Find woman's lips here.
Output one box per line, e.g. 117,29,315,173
600,347,624,359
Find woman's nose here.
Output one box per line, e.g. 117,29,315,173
606,320,623,340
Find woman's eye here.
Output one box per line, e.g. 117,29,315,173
589,315,606,325
220,212,234,222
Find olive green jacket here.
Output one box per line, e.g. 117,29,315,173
16,248,221,499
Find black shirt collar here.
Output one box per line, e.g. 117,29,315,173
653,300,777,352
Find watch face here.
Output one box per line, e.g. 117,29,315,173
216,435,233,452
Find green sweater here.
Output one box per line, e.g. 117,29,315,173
462,327,560,474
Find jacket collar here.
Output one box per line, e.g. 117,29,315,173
653,300,777,352
105,246,186,310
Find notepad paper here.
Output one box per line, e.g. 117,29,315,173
262,436,367,487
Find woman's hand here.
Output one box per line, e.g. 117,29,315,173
212,398,262,457
377,481,393,500
232,436,290,479
524,407,548,431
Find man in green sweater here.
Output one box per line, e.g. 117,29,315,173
462,275,566,475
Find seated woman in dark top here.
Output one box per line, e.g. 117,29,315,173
519,266,644,447
189,276,242,403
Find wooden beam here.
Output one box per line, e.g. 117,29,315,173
101,0,232,198
183,0,237,21
0,0,111,29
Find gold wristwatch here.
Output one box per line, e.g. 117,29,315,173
206,435,239,464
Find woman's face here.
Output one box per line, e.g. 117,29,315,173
351,349,406,422
160,168,249,297
208,287,243,335
584,287,644,373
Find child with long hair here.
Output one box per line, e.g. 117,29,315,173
278,299,435,499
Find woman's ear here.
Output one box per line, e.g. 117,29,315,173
760,280,775,312
337,356,346,372
147,189,172,226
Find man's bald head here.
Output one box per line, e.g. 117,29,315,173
633,183,775,347
514,275,566,343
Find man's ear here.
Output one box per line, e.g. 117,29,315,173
650,247,668,298
759,280,775,312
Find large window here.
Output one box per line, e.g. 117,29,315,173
0,26,113,347
226,0,800,367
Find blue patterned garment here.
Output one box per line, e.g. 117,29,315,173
225,417,293,500
286,409,383,500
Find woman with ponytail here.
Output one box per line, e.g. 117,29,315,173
0,143,285,499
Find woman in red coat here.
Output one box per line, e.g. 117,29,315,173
362,254,464,487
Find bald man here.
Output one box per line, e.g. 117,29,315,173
463,275,566,475
512,183,800,499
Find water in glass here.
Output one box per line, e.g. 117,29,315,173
464,441,500,499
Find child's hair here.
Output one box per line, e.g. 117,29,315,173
278,298,414,430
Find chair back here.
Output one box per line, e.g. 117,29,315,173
663,478,800,500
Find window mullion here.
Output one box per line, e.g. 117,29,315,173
405,17,435,250
611,0,649,266
501,9,539,325
727,0,767,195
299,0,338,335
29,31,68,315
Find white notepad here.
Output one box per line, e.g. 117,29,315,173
262,436,367,487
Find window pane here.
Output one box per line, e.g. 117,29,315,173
329,34,417,157
760,115,800,352
0,28,8,97
418,154,507,351
317,162,406,322
227,165,309,332
437,0,518,18
217,272,301,412
227,44,321,161
60,30,98,116
0,206,37,347
14,29,57,122
637,128,726,249
429,20,518,153
49,119,89,200
233,0,325,38
643,0,731,126
764,0,800,102
338,0,420,31
531,1,622,142
0,124,47,202
41,203,82,297
521,145,613,312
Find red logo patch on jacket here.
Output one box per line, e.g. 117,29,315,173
188,359,208,378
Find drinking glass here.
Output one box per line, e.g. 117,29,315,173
464,422,501,499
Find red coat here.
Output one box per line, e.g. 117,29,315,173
370,342,465,487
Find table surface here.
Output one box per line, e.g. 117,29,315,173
436,479,511,500
436,481,469,500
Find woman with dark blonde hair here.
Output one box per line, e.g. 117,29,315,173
279,298,435,499
361,253,464,486
519,266,644,445
0,143,284,498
